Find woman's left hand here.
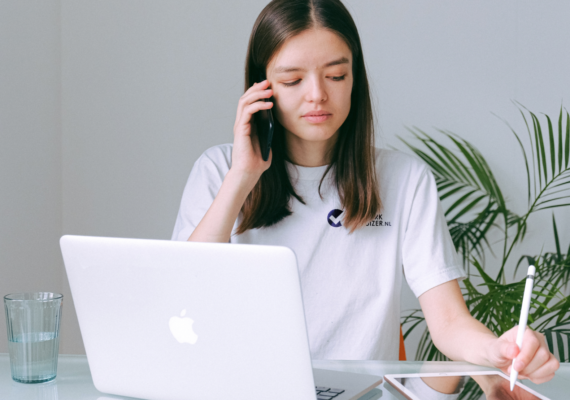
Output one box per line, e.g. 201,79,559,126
488,326,560,384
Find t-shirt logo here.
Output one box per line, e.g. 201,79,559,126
366,214,391,227
327,209,343,227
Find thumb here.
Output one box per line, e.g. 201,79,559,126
493,337,520,367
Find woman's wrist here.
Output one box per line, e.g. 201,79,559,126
225,168,261,195
456,322,499,367
436,313,499,367
480,334,502,367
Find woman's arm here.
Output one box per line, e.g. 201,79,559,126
187,80,274,242
419,280,559,384
188,170,258,242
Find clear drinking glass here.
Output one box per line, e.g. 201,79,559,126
4,292,63,383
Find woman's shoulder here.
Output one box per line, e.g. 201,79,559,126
374,147,430,177
195,143,233,171
373,148,440,210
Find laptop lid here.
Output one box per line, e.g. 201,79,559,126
60,235,316,400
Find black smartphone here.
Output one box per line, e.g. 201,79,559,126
253,72,274,161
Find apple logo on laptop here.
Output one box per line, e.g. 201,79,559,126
169,309,198,344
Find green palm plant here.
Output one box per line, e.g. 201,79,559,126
400,105,570,364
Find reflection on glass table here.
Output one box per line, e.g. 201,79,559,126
389,372,548,400
2,355,568,400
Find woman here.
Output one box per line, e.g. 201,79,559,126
172,0,559,384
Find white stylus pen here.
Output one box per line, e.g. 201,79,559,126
509,265,535,391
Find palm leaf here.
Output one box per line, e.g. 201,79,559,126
521,106,570,213
498,106,570,272
494,110,533,205
558,107,563,173
401,310,425,341
517,105,539,200
544,329,570,362
530,112,548,186
400,105,570,362
449,207,498,271
399,129,506,273
546,114,556,177
457,379,484,400
565,111,570,168
553,214,561,258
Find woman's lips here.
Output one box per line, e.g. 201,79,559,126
302,114,331,123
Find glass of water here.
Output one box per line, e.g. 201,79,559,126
4,292,63,383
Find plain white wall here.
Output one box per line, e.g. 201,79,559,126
0,0,62,353
1,0,569,357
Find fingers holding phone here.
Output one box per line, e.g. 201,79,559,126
252,73,275,162
232,79,274,177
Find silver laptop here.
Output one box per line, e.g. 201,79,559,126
60,235,383,400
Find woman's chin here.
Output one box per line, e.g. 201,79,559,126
285,127,339,145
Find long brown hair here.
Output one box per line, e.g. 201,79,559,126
237,0,381,234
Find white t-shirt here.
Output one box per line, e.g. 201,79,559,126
403,377,466,400
171,144,466,360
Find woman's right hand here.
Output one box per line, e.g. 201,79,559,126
187,80,274,243
231,79,274,181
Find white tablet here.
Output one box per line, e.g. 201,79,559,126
384,371,550,400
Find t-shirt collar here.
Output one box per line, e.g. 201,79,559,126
286,161,331,181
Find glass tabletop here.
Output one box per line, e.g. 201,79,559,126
0,354,567,399
312,360,569,399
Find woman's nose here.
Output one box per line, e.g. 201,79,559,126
304,76,327,103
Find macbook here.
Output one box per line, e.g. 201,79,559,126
60,235,383,400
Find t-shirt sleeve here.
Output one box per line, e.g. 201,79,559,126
402,166,467,298
171,147,230,241
403,377,464,400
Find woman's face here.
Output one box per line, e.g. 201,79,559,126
266,28,353,151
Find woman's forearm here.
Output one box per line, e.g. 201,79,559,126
430,312,497,366
419,280,497,366
188,170,259,243
421,280,559,382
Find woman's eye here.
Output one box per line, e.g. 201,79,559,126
282,75,345,87
283,80,301,87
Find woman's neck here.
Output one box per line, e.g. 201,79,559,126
284,130,339,167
